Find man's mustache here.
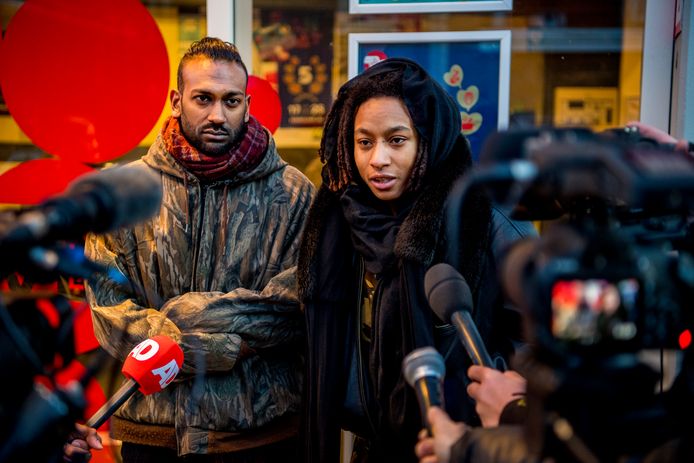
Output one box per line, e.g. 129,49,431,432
201,125,229,134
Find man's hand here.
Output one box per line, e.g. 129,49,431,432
63,423,102,462
467,365,526,427
414,407,467,463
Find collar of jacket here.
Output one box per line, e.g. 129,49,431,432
298,152,489,300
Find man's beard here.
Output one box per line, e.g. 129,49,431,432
179,113,245,156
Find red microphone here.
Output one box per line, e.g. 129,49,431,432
86,335,184,428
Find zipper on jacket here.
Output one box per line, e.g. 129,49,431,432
190,182,206,292
356,256,378,436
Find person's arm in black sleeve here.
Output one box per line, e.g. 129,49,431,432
416,407,532,463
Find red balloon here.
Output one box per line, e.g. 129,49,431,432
0,158,94,204
0,0,168,164
247,76,282,134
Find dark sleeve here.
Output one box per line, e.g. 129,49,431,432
489,207,538,263
499,397,528,425
488,207,538,351
450,425,533,463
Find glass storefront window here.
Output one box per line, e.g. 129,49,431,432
254,0,645,173
0,0,648,197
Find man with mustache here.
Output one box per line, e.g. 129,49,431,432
79,37,314,462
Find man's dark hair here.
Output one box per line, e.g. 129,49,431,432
177,37,248,91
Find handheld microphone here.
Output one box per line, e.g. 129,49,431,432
86,335,183,428
0,164,162,249
403,346,446,435
424,263,494,368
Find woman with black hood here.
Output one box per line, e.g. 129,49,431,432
298,58,536,462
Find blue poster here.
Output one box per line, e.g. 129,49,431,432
357,41,501,159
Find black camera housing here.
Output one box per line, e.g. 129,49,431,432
466,126,694,461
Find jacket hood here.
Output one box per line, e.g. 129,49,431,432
142,128,286,185
320,57,469,189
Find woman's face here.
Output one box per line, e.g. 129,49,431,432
353,96,419,203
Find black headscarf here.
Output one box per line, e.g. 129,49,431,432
320,57,470,192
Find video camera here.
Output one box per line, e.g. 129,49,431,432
475,127,694,356
448,126,694,461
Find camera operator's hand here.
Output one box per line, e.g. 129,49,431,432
63,423,102,462
467,366,526,427
415,407,468,463
627,121,678,144
626,121,691,154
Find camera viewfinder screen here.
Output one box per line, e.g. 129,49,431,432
551,278,639,344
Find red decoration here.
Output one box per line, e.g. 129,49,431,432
680,329,692,350
55,360,108,429
247,76,282,134
72,300,101,355
0,0,168,164
0,158,94,204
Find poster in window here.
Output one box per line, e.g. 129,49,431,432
257,9,333,128
349,31,510,159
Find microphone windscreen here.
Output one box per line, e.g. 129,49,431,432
122,335,184,395
424,263,473,323
402,346,446,387
65,164,162,233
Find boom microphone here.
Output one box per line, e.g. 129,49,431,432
86,335,184,428
0,164,162,249
403,347,446,435
425,263,494,367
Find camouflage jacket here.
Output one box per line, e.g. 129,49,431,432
84,133,315,455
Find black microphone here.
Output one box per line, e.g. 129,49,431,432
424,263,494,367
0,164,162,249
403,346,446,435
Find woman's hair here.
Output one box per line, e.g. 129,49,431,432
320,59,466,193
321,66,427,193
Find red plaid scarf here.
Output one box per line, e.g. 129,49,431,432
163,115,268,181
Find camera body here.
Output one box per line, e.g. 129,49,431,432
481,127,694,354
477,127,694,461
523,220,692,360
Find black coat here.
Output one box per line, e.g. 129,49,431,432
298,149,536,462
